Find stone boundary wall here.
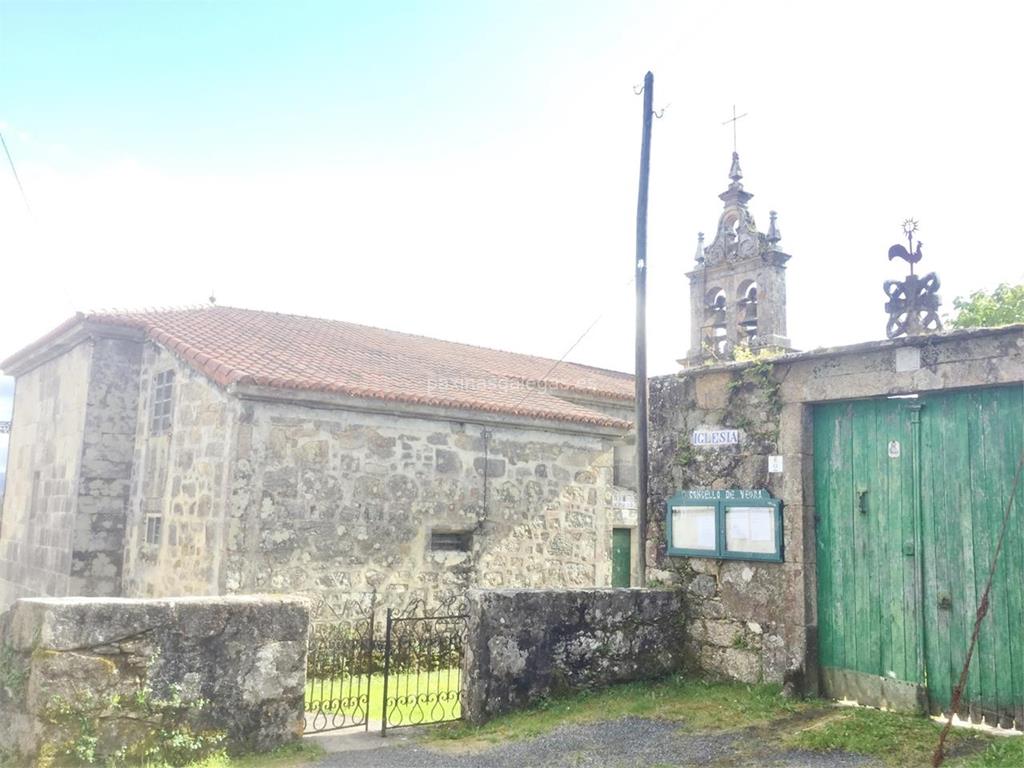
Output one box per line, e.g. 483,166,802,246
0,595,308,763
647,325,1024,692
461,588,687,723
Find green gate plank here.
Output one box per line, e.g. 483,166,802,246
923,391,956,714
898,402,921,684
971,388,997,720
1007,385,1024,728
838,403,857,673
851,400,872,675
813,405,835,669
987,387,1015,722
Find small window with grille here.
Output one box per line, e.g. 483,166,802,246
145,514,162,546
150,370,175,434
430,530,472,552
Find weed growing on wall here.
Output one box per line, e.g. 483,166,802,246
38,683,225,767
0,642,28,700
723,359,782,452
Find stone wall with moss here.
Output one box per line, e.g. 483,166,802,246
647,326,1024,693
0,344,94,609
225,400,636,615
647,360,797,688
0,595,307,765
460,588,688,723
0,335,143,609
122,344,239,598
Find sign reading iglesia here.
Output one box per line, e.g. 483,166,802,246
691,428,740,446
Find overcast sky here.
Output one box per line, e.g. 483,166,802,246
1,0,1023,466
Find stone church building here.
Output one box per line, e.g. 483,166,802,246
0,308,638,611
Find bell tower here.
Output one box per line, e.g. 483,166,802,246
686,152,793,362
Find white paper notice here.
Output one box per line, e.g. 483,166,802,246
725,507,776,554
751,511,773,541
696,514,716,549
671,506,716,550
727,510,750,542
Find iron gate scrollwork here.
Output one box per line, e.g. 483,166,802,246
304,596,467,736
380,608,468,735
304,598,376,733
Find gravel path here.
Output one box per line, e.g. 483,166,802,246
312,716,881,768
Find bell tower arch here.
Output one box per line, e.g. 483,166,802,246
687,152,793,362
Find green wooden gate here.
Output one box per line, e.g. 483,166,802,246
814,384,1024,726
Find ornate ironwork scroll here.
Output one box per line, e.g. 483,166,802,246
305,612,376,733
884,219,942,339
380,608,467,734
303,593,378,733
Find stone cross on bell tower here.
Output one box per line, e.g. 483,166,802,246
686,152,793,362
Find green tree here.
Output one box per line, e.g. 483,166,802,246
948,283,1024,329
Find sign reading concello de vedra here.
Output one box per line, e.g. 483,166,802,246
691,428,741,447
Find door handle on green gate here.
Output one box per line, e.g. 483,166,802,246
857,489,868,514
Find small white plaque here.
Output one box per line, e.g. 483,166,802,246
692,428,740,447
768,455,784,474
895,347,921,372
888,440,901,459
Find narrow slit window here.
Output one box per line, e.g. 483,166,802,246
150,370,175,434
145,514,163,546
430,530,472,552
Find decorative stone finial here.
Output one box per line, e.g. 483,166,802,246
695,232,705,263
729,151,743,182
767,211,781,247
883,219,942,339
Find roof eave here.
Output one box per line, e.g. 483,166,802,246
228,382,632,438
0,317,144,377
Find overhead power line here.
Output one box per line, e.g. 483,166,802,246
0,130,31,214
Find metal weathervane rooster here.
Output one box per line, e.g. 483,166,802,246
883,219,942,339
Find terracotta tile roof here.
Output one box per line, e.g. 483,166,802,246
3,307,634,429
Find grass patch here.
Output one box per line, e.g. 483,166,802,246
429,675,810,744
786,707,1024,767
129,740,324,768
306,668,461,724
425,674,1024,768
223,741,325,768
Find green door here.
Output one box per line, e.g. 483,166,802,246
814,384,1024,726
814,397,924,710
612,528,632,588
918,385,1024,726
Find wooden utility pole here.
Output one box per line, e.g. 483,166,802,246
635,71,654,587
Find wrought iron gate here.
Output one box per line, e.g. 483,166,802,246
304,603,467,735
305,613,376,733
381,608,468,735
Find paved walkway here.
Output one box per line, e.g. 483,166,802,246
309,716,880,768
